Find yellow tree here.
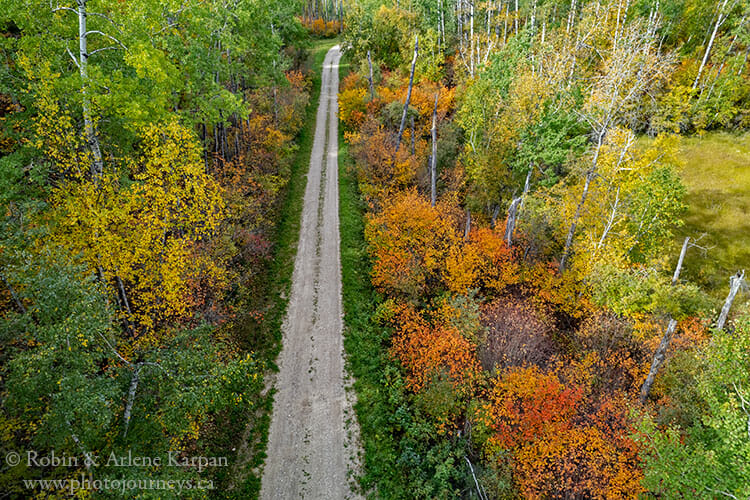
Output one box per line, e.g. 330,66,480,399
561,128,686,278
48,119,226,341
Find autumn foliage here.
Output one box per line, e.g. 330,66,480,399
388,302,480,395
337,2,728,494
477,367,643,499
299,17,341,38
365,190,458,300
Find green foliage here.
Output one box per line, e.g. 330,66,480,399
588,263,710,319
0,256,263,498
637,315,750,498
343,3,417,69
513,99,588,186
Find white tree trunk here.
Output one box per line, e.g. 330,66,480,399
672,237,690,285
694,0,732,90
367,51,375,101
559,130,605,273
430,92,439,207
505,168,532,246
395,36,418,152
640,318,677,404
717,270,745,330
78,0,104,177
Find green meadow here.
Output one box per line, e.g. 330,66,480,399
672,132,750,303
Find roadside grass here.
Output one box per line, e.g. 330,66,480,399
216,38,338,499
338,50,425,500
337,51,394,497
671,132,750,302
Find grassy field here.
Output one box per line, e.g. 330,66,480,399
671,132,750,302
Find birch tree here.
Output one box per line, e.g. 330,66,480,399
559,12,673,272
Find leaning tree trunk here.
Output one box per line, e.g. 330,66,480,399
559,169,593,272
123,363,143,437
430,91,439,207
694,0,731,90
717,270,745,331
559,130,605,273
1,273,26,314
672,237,691,285
640,318,678,404
504,168,532,246
640,237,693,403
395,36,418,152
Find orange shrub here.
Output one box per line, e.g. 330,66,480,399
444,227,520,295
365,190,458,299
477,367,644,499
347,116,419,206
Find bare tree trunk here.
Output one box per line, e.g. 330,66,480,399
672,237,690,285
694,0,732,90
440,0,446,51
430,92,439,207
567,0,577,34
116,275,133,321
505,197,522,246
464,209,472,240
367,50,375,101
640,238,693,403
1,273,26,314
594,185,621,254
465,457,489,500
640,318,677,404
66,420,93,471
559,171,591,273
505,168,532,246
717,270,745,330
470,0,475,77
490,204,501,228
77,0,104,177
123,364,142,437
559,131,604,273
503,3,508,45
396,36,418,152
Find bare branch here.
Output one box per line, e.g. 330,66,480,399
88,11,124,33
89,46,121,56
51,6,77,15
85,30,128,51
65,46,80,68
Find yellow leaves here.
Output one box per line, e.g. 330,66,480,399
48,119,226,338
124,42,173,86
557,126,683,278
339,86,368,131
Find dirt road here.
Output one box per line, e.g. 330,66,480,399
260,45,361,500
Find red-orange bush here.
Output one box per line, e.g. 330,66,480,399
444,226,520,295
477,366,644,499
389,302,480,394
